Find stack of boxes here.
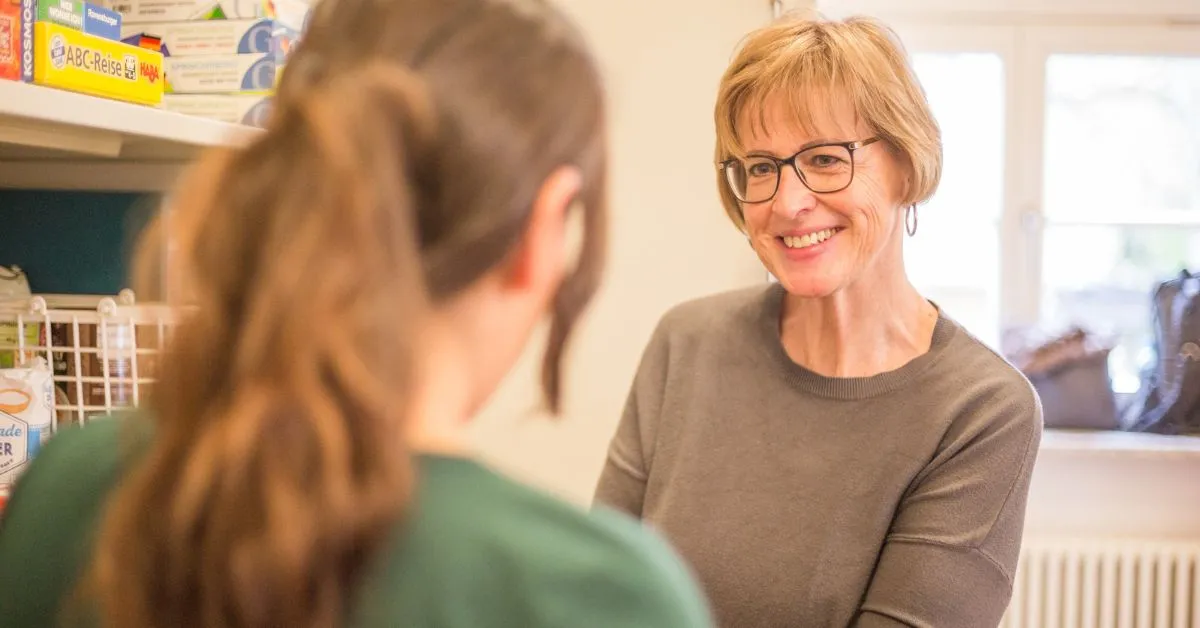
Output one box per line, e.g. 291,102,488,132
0,0,307,124
118,0,308,126
0,0,164,105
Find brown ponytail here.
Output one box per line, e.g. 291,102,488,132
84,1,608,625
88,67,437,628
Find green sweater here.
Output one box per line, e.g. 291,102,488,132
595,284,1044,628
0,417,713,627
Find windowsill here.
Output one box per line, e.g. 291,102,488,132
1041,428,1200,455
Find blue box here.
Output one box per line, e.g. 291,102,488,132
81,2,119,40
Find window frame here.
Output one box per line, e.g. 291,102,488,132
886,18,1200,336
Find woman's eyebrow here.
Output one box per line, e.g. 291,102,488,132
743,139,840,158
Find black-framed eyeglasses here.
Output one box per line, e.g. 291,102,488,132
718,137,880,203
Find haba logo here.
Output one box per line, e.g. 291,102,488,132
1182,342,1200,362
139,59,159,83
49,33,66,70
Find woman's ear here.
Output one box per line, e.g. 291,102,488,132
501,166,583,297
881,141,915,207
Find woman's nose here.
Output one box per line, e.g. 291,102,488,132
771,166,817,219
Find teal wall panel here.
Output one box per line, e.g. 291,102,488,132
0,191,159,295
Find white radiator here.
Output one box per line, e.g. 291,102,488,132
1002,539,1200,628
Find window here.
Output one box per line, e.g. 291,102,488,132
889,22,1200,392
1042,54,1200,391
905,52,1004,347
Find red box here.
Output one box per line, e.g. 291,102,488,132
0,0,20,81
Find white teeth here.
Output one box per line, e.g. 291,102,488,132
783,229,838,249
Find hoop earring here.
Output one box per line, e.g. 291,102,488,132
905,204,918,237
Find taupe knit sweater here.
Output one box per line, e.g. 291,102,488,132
596,284,1043,628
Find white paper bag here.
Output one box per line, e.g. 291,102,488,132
0,360,55,488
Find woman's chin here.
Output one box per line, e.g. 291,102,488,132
775,272,843,299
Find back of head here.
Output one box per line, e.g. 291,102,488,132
712,11,941,230
85,1,607,626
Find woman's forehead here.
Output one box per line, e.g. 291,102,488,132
736,91,865,153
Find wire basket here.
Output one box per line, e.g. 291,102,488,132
0,290,177,429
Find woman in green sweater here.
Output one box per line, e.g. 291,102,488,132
0,1,712,627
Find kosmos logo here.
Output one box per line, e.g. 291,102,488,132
20,0,32,78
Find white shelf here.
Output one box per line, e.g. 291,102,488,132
0,81,262,193
1041,428,1200,456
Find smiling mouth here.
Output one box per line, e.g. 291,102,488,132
779,228,843,250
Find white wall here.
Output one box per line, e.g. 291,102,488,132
1027,433,1200,541
467,0,781,504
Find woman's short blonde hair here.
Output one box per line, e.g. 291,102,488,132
714,12,941,230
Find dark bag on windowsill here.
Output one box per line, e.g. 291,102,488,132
1124,270,1200,435
1007,327,1120,430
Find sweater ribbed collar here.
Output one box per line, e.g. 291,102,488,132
758,283,957,400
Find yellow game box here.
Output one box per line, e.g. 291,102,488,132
32,21,164,105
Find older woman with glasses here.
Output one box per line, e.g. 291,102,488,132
595,13,1043,628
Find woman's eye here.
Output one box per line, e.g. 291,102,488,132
807,153,845,168
747,162,777,177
